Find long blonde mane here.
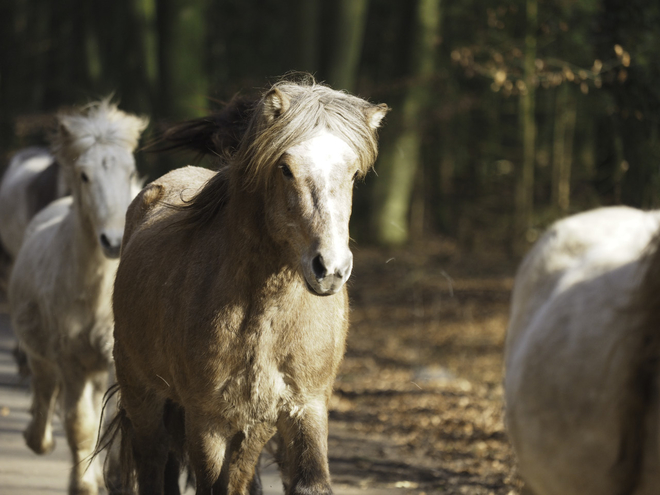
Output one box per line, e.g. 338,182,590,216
51,98,149,163
236,79,382,189
177,77,385,228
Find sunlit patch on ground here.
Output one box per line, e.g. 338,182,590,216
329,241,524,494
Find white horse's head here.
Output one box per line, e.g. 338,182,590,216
53,99,148,258
245,84,388,296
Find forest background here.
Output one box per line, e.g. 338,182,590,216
1,0,659,255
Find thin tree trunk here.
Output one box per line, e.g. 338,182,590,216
296,0,321,73
373,0,442,245
328,0,369,92
551,85,566,210
156,0,207,119
558,88,577,212
514,0,537,249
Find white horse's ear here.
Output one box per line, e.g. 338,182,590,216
135,116,150,135
263,88,290,123
126,115,150,150
57,118,72,139
365,103,390,130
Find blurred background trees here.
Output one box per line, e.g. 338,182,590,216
1,0,659,255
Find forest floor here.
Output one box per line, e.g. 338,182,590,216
0,237,525,495
327,238,524,495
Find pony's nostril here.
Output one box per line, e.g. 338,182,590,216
312,255,327,280
100,233,111,249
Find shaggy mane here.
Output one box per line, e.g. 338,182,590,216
51,98,149,162
165,76,386,229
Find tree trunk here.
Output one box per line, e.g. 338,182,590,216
373,0,442,245
514,0,537,250
296,0,321,73
156,0,207,120
328,0,369,92
552,84,577,213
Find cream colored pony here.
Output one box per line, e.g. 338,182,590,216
505,206,660,495
108,79,388,495
9,99,148,495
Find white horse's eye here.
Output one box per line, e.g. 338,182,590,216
81,172,90,183
280,164,294,179
352,170,359,181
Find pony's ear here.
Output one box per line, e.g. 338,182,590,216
57,118,72,139
365,103,390,130
263,88,290,123
126,115,150,150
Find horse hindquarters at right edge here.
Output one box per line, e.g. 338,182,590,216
504,206,660,495
110,79,388,494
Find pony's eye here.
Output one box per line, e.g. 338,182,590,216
352,170,360,182
81,172,89,183
280,164,294,179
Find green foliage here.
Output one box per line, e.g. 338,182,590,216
1,0,660,252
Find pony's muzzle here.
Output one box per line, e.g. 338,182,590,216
99,232,122,259
306,252,353,296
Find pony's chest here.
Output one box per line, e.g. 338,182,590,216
216,360,290,427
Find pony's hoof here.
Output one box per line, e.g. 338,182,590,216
23,427,55,455
68,482,98,495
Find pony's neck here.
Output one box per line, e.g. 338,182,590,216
222,187,294,282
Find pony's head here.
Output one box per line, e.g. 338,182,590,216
52,99,148,258
236,80,389,295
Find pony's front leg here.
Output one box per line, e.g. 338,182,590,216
220,423,275,495
184,411,230,495
277,399,332,495
61,372,103,495
24,354,60,454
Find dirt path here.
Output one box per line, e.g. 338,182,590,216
325,244,523,494
0,241,523,494
0,313,402,494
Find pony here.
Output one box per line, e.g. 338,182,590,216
108,79,388,495
504,206,660,495
0,147,69,261
8,99,148,495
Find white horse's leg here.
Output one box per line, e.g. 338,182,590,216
94,369,122,493
89,372,111,488
61,372,102,495
24,354,60,454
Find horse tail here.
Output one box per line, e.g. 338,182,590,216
150,95,255,159
163,399,193,491
612,233,660,494
93,383,138,493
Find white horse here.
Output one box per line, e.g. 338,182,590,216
505,206,660,495
8,99,148,495
0,147,69,260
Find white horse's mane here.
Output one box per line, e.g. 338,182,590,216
52,98,149,159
